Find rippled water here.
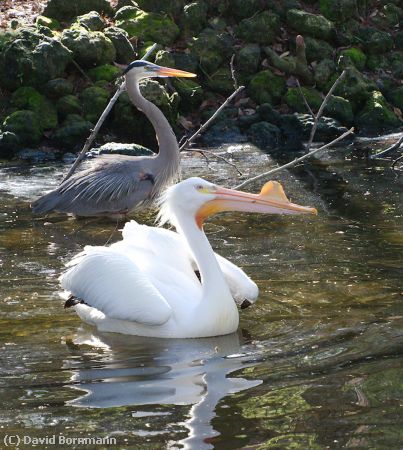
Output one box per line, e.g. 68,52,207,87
0,140,402,449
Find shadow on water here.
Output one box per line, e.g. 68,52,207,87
0,139,402,448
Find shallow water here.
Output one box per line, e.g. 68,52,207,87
0,140,402,449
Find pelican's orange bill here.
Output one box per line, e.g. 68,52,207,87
196,181,317,228
156,67,196,78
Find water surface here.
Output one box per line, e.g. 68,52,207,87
0,140,402,449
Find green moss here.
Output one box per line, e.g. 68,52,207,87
285,87,322,113
332,67,376,106
172,78,203,111
314,58,336,89
341,47,366,71
80,86,110,123
61,28,116,68
56,95,82,118
36,15,60,30
88,64,121,82
205,67,234,94
104,27,135,64
10,87,58,129
2,110,43,144
287,9,334,40
236,11,280,45
115,8,180,46
390,86,403,110
236,44,261,76
319,0,358,22
248,70,286,105
181,1,208,37
52,114,93,148
45,78,74,99
356,91,401,133
154,50,175,68
358,28,394,54
325,95,353,124
304,37,333,62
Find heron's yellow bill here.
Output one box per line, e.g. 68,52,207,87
156,67,196,78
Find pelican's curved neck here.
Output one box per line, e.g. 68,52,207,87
125,75,180,170
173,210,239,334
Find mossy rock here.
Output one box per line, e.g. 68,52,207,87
205,67,234,94
45,78,74,98
172,78,203,112
0,132,21,156
389,86,403,110
247,122,281,150
104,26,135,64
332,67,376,106
256,103,282,125
189,28,233,73
61,28,116,68
2,110,43,145
181,1,208,37
172,52,199,73
365,53,388,71
36,15,60,30
80,86,110,123
95,142,154,156
248,70,286,105
284,87,322,113
324,95,353,124
314,58,336,89
115,7,180,46
287,9,334,41
395,31,403,51
340,47,366,71
358,28,394,54
319,0,358,22
236,44,261,77
304,37,333,62
88,64,121,82
0,28,71,90
372,3,403,28
389,51,403,79
56,95,82,118
0,30,18,52
43,0,113,21
139,79,178,123
135,0,184,15
10,87,58,130
355,91,401,133
236,11,280,45
52,114,93,149
229,0,266,19
76,11,105,31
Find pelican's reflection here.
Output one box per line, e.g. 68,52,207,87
64,327,262,449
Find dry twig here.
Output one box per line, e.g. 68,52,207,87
61,43,158,183
233,70,351,190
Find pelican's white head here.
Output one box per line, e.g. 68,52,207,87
158,177,317,229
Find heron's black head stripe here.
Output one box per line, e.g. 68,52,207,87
123,60,151,74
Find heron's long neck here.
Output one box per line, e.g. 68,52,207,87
173,211,238,328
125,77,180,172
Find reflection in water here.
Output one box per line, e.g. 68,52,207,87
65,328,261,449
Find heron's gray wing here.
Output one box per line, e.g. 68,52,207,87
56,155,156,215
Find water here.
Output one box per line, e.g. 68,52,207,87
0,140,402,449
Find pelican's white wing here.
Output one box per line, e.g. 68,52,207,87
120,220,258,305
61,246,172,325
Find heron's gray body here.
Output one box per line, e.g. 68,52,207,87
31,61,183,218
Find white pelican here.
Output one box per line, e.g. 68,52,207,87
61,177,317,338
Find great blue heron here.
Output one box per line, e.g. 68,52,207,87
61,177,317,338
31,61,196,218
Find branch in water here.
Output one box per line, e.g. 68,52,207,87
61,43,159,183
183,148,243,175
370,134,403,160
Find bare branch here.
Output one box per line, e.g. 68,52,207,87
233,127,354,190
296,79,314,117
179,85,245,151
391,153,403,172
61,43,159,183
370,134,403,159
183,148,243,175
230,54,238,90
305,70,347,151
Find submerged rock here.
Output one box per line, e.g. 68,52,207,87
61,28,116,68
0,28,71,90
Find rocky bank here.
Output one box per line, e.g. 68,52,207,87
0,0,402,159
